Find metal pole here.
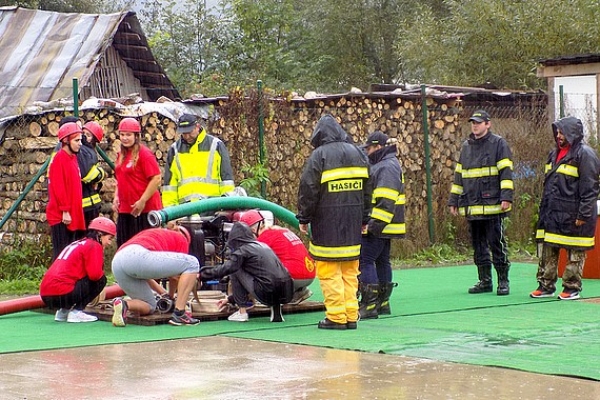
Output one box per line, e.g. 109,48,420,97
73,78,79,118
559,85,564,118
257,80,266,198
421,84,435,243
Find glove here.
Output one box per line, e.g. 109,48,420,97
199,266,218,280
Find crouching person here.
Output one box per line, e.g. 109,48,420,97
111,226,200,326
200,222,294,323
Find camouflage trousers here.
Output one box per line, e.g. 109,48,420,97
537,245,585,292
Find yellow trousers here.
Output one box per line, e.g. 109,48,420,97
315,260,359,324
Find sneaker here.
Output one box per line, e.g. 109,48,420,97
289,288,313,305
67,309,98,323
169,311,200,326
54,308,69,322
558,289,580,300
228,310,249,322
530,286,555,298
270,304,284,322
112,297,128,327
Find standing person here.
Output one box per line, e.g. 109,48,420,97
112,117,162,247
531,116,600,300
40,217,116,323
46,122,86,261
199,222,294,323
79,121,107,227
238,210,316,305
162,113,235,207
111,227,201,326
358,132,406,319
448,110,514,296
297,114,371,330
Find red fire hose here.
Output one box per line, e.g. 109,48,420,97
0,284,124,316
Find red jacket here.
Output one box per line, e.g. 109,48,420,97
46,149,85,230
115,145,162,214
120,228,188,253
258,227,316,280
40,238,104,296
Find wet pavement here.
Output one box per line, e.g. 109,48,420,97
1,336,598,399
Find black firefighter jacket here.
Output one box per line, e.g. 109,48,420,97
448,131,514,220
367,144,406,238
297,114,371,261
200,222,293,304
536,116,600,251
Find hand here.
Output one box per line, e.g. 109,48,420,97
449,206,458,216
575,219,586,227
62,211,72,225
130,198,147,218
501,201,512,212
299,223,309,235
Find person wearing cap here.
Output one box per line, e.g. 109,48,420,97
162,113,235,207
40,217,116,323
46,122,86,261
297,114,371,330
358,131,405,319
111,226,201,326
448,109,514,296
112,117,163,247
530,116,600,301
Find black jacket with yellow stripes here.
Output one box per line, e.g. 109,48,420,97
448,131,514,220
536,116,600,250
297,115,371,261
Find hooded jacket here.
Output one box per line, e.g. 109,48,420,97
200,223,293,304
448,130,514,220
297,114,371,261
536,116,600,250
367,144,405,238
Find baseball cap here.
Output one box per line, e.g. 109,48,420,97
362,131,389,148
177,114,198,133
469,110,491,123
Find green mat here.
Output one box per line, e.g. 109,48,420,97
2,263,599,381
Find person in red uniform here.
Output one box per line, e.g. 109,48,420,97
238,210,316,305
111,227,200,326
112,118,162,247
40,217,116,323
46,122,86,261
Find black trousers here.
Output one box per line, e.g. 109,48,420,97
50,223,84,262
469,216,510,270
41,276,107,311
116,213,152,248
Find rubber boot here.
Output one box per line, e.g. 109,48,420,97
358,284,379,319
468,265,493,294
496,266,510,296
377,282,398,315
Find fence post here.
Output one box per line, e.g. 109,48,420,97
421,84,435,244
257,80,266,198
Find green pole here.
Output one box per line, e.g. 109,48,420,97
559,85,564,118
421,84,435,243
72,78,79,118
257,80,266,198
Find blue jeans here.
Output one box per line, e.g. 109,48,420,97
359,235,392,284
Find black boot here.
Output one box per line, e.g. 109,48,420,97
358,283,379,319
496,266,510,296
377,282,398,315
468,265,493,294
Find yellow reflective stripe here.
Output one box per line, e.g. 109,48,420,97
543,232,594,248
497,158,513,170
373,187,399,201
458,204,511,216
461,166,499,178
81,165,102,184
309,243,361,259
536,229,545,240
382,223,406,235
451,184,463,195
321,167,369,183
371,207,393,223
455,163,463,173
544,163,552,173
397,194,406,205
556,164,579,178
500,180,514,190
82,194,101,207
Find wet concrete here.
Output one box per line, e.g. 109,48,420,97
0,337,598,399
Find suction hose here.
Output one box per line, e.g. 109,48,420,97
148,197,300,229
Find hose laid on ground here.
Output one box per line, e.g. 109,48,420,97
148,197,300,229
0,284,125,316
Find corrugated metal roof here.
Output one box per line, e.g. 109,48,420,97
0,6,180,119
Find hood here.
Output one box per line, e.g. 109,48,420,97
310,114,348,148
226,222,257,251
552,116,583,147
368,144,397,164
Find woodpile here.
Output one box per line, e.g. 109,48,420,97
0,93,463,246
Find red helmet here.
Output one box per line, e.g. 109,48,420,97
88,217,117,236
239,210,264,227
58,122,83,141
118,117,141,133
178,226,191,244
83,121,104,142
